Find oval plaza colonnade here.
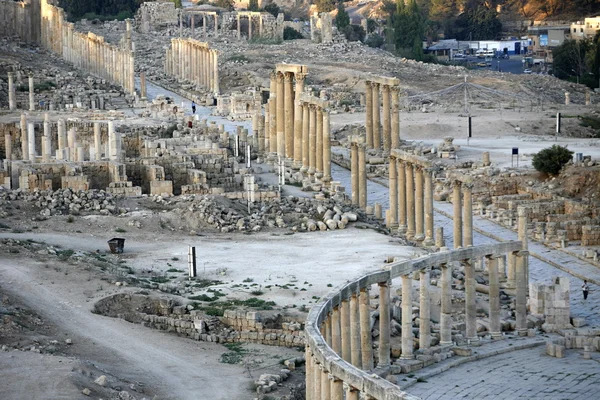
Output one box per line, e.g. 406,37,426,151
305,241,529,400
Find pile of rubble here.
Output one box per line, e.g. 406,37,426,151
164,194,366,233
0,188,123,216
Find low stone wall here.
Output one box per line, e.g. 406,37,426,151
582,225,600,246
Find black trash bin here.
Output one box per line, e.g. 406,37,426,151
107,238,125,254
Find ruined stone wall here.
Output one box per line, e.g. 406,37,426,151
0,0,41,43
222,12,284,40
581,225,600,246
0,123,20,160
135,1,180,33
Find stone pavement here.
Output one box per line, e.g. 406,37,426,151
435,201,600,327
404,344,600,400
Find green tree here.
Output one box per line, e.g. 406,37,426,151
532,145,573,176
315,0,336,13
552,39,591,83
213,0,235,10
453,2,502,40
335,2,350,30
283,26,304,40
262,3,281,17
393,0,426,60
248,0,259,11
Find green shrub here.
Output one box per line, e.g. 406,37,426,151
262,3,281,17
283,26,303,40
532,145,573,175
342,25,365,42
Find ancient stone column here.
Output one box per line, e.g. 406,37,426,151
465,258,478,343
382,84,391,151
419,269,430,350
42,116,50,162
237,14,241,39
586,90,591,105
351,142,358,205
424,169,434,246
313,362,321,399
331,305,341,354
565,92,570,105
301,102,309,172
322,110,331,184
415,166,424,241
308,104,316,177
140,72,147,100
258,114,266,154
463,183,473,247
324,313,332,346
305,352,313,398
269,72,277,153
5,133,12,161
213,50,219,95
453,181,463,248
398,161,407,233
284,72,294,159
276,72,285,157
320,367,330,399
330,376,343,400
486,255,502,338
378,280,391,366
359,288,373,370
350,292,361,367
358,144,367,208
391,86,400,148
20,114,28,161
346,387,359,400
515,251,528,335
203,15,207,37
365,80,373,148
406,163,415,239
93,122,101,161
388,156,398,228
506,252,516,289
517,206,528,251
340,299,351,362
401,275,414,359
8,72,16,110
28,75,35,111
27,122,35,161
315,107,323,178
440,263,453,346
372,82,381,149
293,74,305,167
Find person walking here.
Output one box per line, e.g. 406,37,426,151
582,280,589,300
191,101,196,114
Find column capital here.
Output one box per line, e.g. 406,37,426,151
381,84,390,93
276,72,284,83
284,71,294,82
377,279,391,287
270,71,277,80
463,181,473,190
365,79,372,87
371,82,380,89
453,179,462,187
391,85,400,94
517,206,528,217
296,72,307,82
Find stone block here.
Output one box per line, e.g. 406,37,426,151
572,318,587,328
397,359,424,373
555,345,565,358
546,342,556,357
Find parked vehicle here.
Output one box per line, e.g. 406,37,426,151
523,68,532,74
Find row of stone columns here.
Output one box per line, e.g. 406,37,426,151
6,72,36,112
451,180,474,249
236,12,266,40
365,78,400,151
4,115,121,163
0,0,39,44
41,2,135,94
388,156,434,245
350,140,367,208
190,12,219,38
165,38,219,94
306,249,530,399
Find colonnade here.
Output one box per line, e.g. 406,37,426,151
4,115,121,164
449,177,474,249
40,0,135,94
236,12,264,40
350,137,367,208
388,151,435,245
0,0,40,43
165,38,219,94
305,242,529,400
266,64,307,160
187,11,219,38
365,76,400,151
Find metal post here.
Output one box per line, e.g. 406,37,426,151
188,246,197,278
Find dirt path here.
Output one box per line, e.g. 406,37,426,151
0,256,252,400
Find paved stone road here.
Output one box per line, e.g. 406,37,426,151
406,346,600,399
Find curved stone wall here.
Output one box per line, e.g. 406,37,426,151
304,241,528,400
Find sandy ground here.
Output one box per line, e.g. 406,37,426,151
0,223,417,400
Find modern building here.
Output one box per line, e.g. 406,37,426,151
570,16,600,40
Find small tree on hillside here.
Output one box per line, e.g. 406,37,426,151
315,0,336,13
248,0,259,11
335,2,350,30
532,145,573,175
